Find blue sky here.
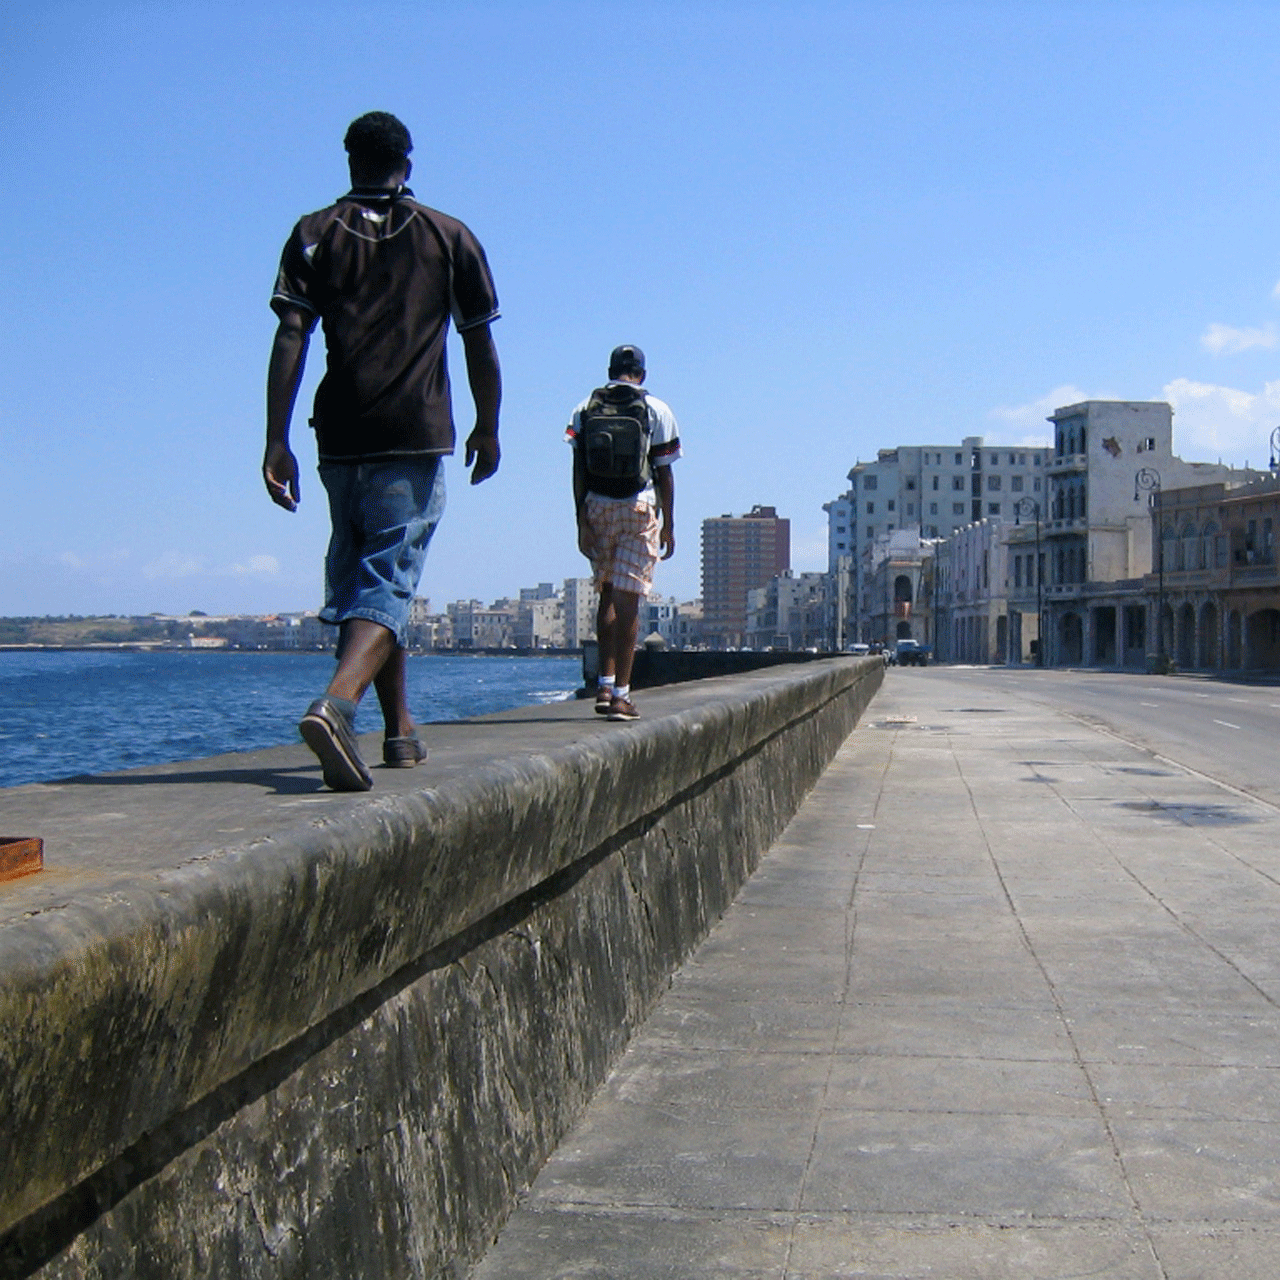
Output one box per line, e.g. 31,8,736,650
4,0,1280,617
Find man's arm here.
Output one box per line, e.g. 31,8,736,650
263,304,315,511
461,324,502,485
654,464,675,560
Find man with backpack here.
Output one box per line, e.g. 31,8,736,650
567,345,680,721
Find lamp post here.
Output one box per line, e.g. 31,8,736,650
1270,426,1280,475
1134,467,1165,664
1013,497,1043,666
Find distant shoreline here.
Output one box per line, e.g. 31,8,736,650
0,644,584,658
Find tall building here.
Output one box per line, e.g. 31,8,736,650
825,437,1051,643
561,577,599,650
1029,400,1264,665
700,506,790,648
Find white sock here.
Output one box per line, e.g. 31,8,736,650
598,675,615,694
613,684,629,700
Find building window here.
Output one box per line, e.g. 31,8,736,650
906,478,916,491
953,476,965,491
987,475,1002,491
953,502,965,515
836,542,845,550
1034,456,1041,466
991,454,999,466
866,502,874,514
929,502,938,514
866,526,874,539
1014,557,1023,588
932,475,940,490
863,474,877,490
836,525,846,533
888,499,896,511
955,452,963,465
1011,475,1023,492
1034,478,1041,491
988,503,1001,516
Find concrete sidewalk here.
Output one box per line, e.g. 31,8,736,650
473,668,1280,1279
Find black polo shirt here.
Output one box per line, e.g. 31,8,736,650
271,186,499,461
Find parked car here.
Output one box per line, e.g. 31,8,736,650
894,638,930,666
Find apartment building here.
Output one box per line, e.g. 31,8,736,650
1134,474,1280,671
1035,401,1264,666
744,571,830,651
561,577,599,650
826,437,1049,643
700,506,790,648
933,520,1009,664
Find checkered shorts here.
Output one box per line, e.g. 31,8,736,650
583,492,660,595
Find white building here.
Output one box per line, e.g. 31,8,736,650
826,437,1049,643
933,521,1009,664
642,596,681,648
561,577,599,650
1036,401,1264,665
745,572,831,650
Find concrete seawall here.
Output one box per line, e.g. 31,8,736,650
0,658,881,1279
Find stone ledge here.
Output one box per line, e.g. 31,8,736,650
1,658,882,1279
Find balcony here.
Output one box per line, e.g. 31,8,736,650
1044,517,1088,536
1046,453,1087,475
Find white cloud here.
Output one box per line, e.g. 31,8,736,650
986,384,1101,445
229,554,281,576
1163,377,1280,466
1200,322,1278,356
143,552,206,580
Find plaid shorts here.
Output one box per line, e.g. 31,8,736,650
584,492,660,595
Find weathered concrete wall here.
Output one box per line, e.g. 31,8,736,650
1,659,882,1280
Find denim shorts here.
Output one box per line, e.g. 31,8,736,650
318,457,446,646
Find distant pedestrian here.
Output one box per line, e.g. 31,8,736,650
263,111,501,789
567,345,680,720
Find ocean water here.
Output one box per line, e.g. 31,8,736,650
0,650,581,789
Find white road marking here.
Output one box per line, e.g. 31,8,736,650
1213,719,1242,730
1140,702,1159,708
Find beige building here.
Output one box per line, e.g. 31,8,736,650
1146,474,1280,671
1037,400,1264,666
934,520,1008,664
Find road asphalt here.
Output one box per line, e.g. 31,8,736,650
473,666,1280,1280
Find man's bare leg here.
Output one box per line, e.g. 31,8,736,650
371,644,416,740
597,585,618,678
299,618,398,790
610,588,641,689
327,618,398,704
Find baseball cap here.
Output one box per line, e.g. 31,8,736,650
608,344,646,378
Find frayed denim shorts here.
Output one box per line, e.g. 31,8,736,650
318,457,446,646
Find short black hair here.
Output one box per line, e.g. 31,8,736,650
343,112,413,175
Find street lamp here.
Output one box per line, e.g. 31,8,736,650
1270,426,1280,475
1013,496,1043,667
1134,466,1165,665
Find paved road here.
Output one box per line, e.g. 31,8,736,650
932,666,1280,810
474,666,1280,1279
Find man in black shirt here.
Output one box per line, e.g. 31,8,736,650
264,112,501,790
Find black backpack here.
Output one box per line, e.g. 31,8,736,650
577,383,652,498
